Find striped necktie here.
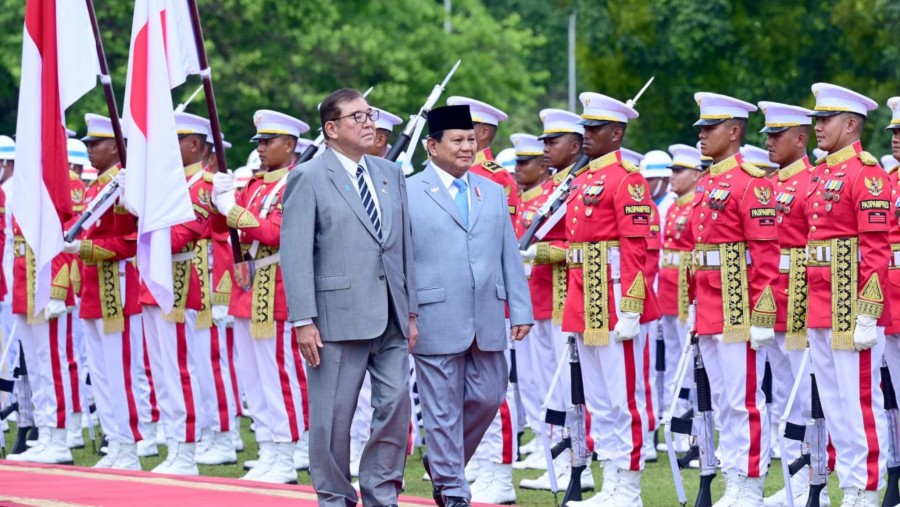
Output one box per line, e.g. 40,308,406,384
356,165,382,238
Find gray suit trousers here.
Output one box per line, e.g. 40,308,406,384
414,344,508,500
307,313,410,507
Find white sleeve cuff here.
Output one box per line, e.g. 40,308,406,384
292,319,313,328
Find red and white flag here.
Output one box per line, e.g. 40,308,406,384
123,0,199,312
14,0,98,316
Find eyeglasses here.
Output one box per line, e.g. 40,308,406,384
331,109,379,124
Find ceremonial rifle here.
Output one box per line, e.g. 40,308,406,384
883,359,900,507
64,0,129,242
518,77,655,250
385,60,461,163
295,86,375,164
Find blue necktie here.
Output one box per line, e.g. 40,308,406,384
453,178,469,226
357,165,382,238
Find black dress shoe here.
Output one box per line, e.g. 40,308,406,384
444,497,471,507
422,453,444,507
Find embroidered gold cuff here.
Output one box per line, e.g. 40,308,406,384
750,311,776,328
50,286,68,300
114,205,130,215
620,297,644,315
533,243,567,265
856,300,884,319
80,240,116,263
227,206,260,229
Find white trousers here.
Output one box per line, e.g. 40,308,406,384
68,310,90,415
233,318,304,443
143,306,202,443
194,321,238,433
698,334,769,478
767,331,811,458
577,331,647,471
660,315,692,414
82,314,149,444
16,313,73,429
642,321,660,432
809,328,886,491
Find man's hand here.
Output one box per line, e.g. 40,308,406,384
296,323,324,367
43,298,68,320
116,168,127,194
750,325,775,351
613,312,641,342
63,241,82,255
519,245,537,262
408,316,419,352
212,172,235,196
510,324,532,341
854,314,878,351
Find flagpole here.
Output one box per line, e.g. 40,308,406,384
185,0,244,261
84,0,126,166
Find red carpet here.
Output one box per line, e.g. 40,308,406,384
0,461,502,507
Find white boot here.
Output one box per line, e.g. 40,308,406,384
713,473,743,507
732,475,765,507
25,427,50,448
520,452,595,492
157,442,198,476
155,422,166,445
231,418,244,452
254,442,298,484
111,443,142,471
519,437,540,456
565,461,616,506
67,413,85,449
195,428,214,456
764,466,831,507
294,432,310,470
465,457,484,483
195,430,237,465
242,441,275,480
513,447,550,470
470,461,516,505
840,488,878,507
642,431,657,462
8,427,73,464
93,440,120,468
137,438,159,457
152,438,178,473
585,468,642,507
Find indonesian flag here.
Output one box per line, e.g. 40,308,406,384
13,0,98,316
123,0,199,312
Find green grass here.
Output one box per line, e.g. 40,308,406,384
2,421,860,506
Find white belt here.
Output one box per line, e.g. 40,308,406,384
566,245,620,265
15,242,25,256
664,252,681,265
892,251,900,267
118,258,134,276
693,249,752,267
254,253,280,269
779,254,791,270
172,251,196,262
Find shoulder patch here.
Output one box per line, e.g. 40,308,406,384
860,274,884,302
860,151,878,166
814,156,827,166
622,160,640,173
482,161,503,173
741,162,766,178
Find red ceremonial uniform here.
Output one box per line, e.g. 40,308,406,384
885,163,900,334
222,166,290,324
516,184,553,320
641,202,661,324
771,157,814,339
562,150,651,337
806,142,891,331
138,163,210,314
204,170,234,309
0,187,8,302
690,153,779,336
470,148,520,223
659,192,696,319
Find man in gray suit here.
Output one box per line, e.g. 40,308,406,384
280,88,418,507
408,105,533,507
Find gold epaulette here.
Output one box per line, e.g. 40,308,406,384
860,151,878,166
202,171,214,183
482,161,503,173
622,160,640,173
741,162,766,178
814,156,827,166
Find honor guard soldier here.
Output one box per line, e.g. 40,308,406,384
657,145,703,420
367,107,403,158
754,102,824,507
5,139,85,465
63,114,152,471
212,110,308,484
563,92,651,507
884,97,900,496
805,83,889,507
518,110,596,491
446,97,521,222
691,93,779,506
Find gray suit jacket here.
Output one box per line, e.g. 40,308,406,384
280,148,417,341
407,163,533,355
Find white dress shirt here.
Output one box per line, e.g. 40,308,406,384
430,162,471,213
331,148,381,220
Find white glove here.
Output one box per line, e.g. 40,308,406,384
212,172,235,197
613,311,641,342
686,303,696,332
215,190,236,215
520,245,537,262
853,314,878,351
115,168,127,194
43,298,68,320
63,240,82,255
750,325,775,351
212,304,229,326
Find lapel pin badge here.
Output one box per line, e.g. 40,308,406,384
382,178,388,184
430,187,440,193
381,188,387,194
475,186,483,200
344,184,351,192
